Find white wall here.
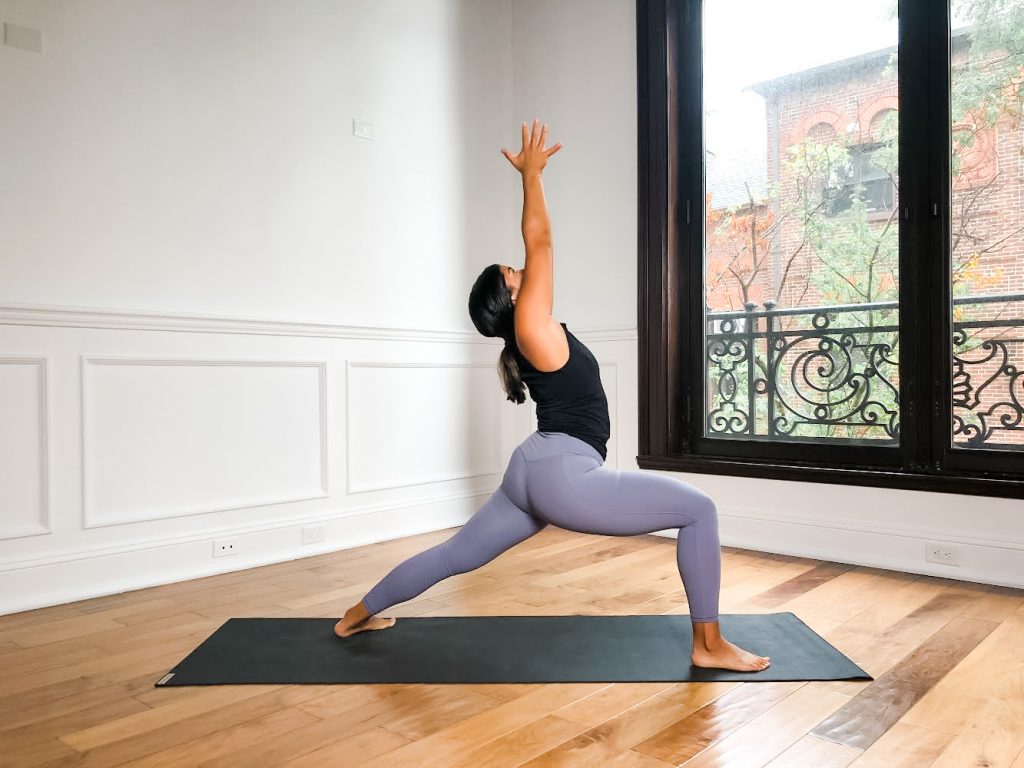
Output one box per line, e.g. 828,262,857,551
0,0,519,330
0,0,1019,616
510,0,638,330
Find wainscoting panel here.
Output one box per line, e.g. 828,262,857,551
0,357,50,539
0,307,636,615
346,362,504,493
81,357,328,527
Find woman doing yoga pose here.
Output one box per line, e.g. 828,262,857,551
335,120,770,672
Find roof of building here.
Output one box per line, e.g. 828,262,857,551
745,24,973,97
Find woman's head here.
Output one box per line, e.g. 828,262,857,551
467,264,521,339
468,263,526,404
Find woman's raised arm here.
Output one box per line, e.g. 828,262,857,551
501,120,564,365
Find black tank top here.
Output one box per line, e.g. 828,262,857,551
514,322,610,461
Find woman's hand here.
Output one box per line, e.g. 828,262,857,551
501,119,562,176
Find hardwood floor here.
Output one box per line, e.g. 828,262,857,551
2,527,1022,767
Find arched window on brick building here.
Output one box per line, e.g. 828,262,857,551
823,110,896,217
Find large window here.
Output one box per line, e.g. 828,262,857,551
636,0,1024,498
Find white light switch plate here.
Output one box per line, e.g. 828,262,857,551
3,22,43,54
353,119,374,140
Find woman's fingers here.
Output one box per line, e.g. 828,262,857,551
501,147,524,171
507,121,559,171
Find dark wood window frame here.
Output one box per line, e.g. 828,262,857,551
635,0,1024,499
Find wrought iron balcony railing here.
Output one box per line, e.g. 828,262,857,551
704,293,1024,448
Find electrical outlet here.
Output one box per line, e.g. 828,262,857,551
925,541,960,566
302,525,326,545
213,538,238,558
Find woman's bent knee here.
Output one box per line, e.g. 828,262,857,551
686,490,718,525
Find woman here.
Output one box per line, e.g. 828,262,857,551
335,120,770,672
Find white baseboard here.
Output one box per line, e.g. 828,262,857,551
0,491,486,616
650,507,1024,590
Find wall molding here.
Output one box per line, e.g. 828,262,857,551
0,485,493,573
714,531,1024,590
0,356,51,540
345,361,505,494
718,504,1024,552
0,302,638,343
80,355,330,527
0,487,495,616
645,504,1024,589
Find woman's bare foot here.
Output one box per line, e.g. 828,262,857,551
691,620,770,672
691,637,770,672
333,600,396,638
334,615,396,638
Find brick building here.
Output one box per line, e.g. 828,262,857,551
703,26,1023,447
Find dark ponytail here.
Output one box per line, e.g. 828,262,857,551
468,264,527,404
498,335,526,405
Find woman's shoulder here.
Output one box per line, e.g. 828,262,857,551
515,318,570,373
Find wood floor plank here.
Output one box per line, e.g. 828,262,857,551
0,736,79,768
553,683,680,727
0,633,199,699
929,690,1024,768
809,580,981,697
0,602,84,630
2,694,151,754
126,706,322,768
275,726,413,768
770,568,905,618
518,689,712,767
674,684,850,767
57,686,279,752
0,612,130,649
51,686,331,767
901,609,1024,734
201,687,416,768
0,637,109,682
846,722,956,768
353,684,609,768
761,733,862,767
442,714,591,768
747,562,858,609
631,683,802,764
811,616,997,750
800,569,933,627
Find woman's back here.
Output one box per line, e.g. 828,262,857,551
515,322,610,461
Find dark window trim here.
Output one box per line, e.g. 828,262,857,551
635,0,1024,500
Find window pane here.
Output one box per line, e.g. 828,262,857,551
703,0,900,443
948,0,1024,451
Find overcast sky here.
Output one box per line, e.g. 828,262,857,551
703,1,971,186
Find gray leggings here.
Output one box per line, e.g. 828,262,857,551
361,431,721,622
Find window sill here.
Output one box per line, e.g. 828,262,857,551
636,454,1024,500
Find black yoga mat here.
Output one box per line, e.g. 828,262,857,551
155,612,870,686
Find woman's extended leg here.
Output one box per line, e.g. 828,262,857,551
525,449,769,672
335,482,547,637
